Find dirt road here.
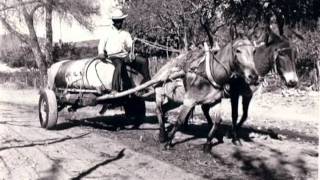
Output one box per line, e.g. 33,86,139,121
0,87,318,179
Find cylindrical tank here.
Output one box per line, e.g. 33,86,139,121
54,58,115,90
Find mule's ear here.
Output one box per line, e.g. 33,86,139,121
264,26,273,46
230,26,235,40
251,24,265,44
269,23,281,37
229,24,237,40
248,22,259,39
273,48,280,61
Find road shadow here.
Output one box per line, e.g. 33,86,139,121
71,148,125,180
55,112,318,146
170,119,318,146
171,122,282,146
198,144,311,180
0,133,89,152
54,114,159,131
230,144,309,180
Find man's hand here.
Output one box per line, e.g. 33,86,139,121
104,50,108,58
97,50,108,60
97,53,105,59
129,53,135,62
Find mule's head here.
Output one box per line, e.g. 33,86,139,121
232,38,259,85
274,45,299,87
247,22,301,88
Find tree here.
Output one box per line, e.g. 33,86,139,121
0,0,99,87
223,0,320,32
125,0,319,51
125,0,226,51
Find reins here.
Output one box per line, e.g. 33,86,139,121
204,44,226,89
131,37,182,56
205,41,255,89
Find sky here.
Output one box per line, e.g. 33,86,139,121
0,0,119,42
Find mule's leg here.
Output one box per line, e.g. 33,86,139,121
203,103,223,153
230,93,240,144
201,104,213,127
155,88,167,143
165,102,195,148
202,98,221,122
162,100,181,124
237,94,252,128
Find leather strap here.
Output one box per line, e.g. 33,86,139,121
204,42,222,89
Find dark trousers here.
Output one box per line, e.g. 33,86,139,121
111,58,130,91
131,56,151,82
111,55,151,92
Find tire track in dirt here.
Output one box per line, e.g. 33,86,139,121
92,121,318,180
0,102,204,180
0,87,318,179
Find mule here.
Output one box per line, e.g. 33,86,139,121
160,36,258,151
227,26,299,143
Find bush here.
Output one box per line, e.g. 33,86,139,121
0,47,36,68
295,30,320,86
0,70,41,88
52,41,98,62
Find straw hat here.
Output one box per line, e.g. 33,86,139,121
111,9,128,20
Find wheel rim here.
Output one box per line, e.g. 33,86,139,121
40,98,48,125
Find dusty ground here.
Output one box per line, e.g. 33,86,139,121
0,85,318,180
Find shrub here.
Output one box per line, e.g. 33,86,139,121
295,30,320,86
0,47,36,68
0,70,41,88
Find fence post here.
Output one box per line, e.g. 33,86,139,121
166,37,169,59
33,78,37,88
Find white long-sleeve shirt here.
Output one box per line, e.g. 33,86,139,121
98,26,133,58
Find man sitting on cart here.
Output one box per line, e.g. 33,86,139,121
97,8,151,94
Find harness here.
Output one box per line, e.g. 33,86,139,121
201,42,255,90
204,44,228,89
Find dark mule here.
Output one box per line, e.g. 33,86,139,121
162,36,258,151
227,26,299,143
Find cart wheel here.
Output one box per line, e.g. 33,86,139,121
39,89,58,129
124,97,146,128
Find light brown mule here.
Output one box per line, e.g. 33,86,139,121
162,37,258,152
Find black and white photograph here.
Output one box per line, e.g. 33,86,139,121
0,0,319,179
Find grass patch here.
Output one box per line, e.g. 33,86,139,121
0,70,41,89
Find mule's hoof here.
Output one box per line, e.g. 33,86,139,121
132,120,143,130
164,142,174,150
217,137,224,144
232,138,242,146
132,124,141,130
226,130,233,139
203,143,212,153
159,133,167,143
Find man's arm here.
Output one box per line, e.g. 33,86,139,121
124,32,134,60
97,36,108,59
124,32,133,52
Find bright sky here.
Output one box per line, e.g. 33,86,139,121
0,0,119,42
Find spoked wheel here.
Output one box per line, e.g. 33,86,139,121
124,97,146,128
38,89,58,129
